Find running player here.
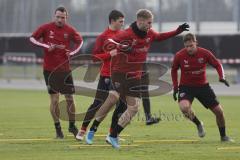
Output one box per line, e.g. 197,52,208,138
93,9,189,148
75,10,125,141
171,33,233,142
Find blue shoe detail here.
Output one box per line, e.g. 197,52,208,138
109,136,120,149
85,131,95,145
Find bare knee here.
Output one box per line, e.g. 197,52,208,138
64,94,74,101
108,91,119,104
64,94,75,109
50,94,59,107
179,100,191,113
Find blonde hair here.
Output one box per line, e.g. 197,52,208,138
183,33,197,42
136,9,153,19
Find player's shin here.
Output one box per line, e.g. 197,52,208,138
111,97,140,137
210,105,227,137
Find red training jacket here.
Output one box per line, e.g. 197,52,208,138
30,22,83,71
171,47,224,90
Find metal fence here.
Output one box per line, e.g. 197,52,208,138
0,0,240,34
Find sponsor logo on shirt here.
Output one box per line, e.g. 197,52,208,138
179,92,186,98
185,69,204,75
146,38,151,43
183,60,189,67
191,69,204,74
198,58,204,64
64,33,68,39
49,31,54,39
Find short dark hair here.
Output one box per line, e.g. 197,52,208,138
55,6,68,17
108,10,124,23
183,33,197,43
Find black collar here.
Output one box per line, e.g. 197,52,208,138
130,21,147,38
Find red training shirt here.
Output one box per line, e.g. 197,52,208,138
171,47,225,90
92,27,121,77
30,22,83,71
110,27,181,78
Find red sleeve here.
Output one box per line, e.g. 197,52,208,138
31,25,45,39
107,30,130,52
152,28,181,42
68,27,83,56
205,50,225,80
111,30,129,43
92,35,111,62
29,24,50,49
171,53,180,90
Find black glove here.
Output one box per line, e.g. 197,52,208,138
177,23,190,32
219,79,230,87
173,88,178,101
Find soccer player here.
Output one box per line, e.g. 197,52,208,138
93,9,189,148
75,10,125,141
171,33,233,142
85,64,160,144
109,64,160,129
30,6,83,139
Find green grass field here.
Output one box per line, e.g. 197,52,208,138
0,89,239,160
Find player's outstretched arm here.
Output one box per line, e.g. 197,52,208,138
154,23,190,42
177,23,190,32
219,79,230,87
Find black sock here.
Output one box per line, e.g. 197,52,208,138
69,121,75,128
192,116,201,126
219,127,226,137
82,120,91,129
54,122,61,129
142,98,151,120
90,120,101,132
145,113,151,121
110,124,124,138
111,100,127,129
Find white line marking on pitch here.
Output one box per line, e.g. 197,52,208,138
0,138,76,142
134,139,199,143
67,134,130,137
69,144,139,148
0,138,54,142
217,146,240,150
118,138,126,141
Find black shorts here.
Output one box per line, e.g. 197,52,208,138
43,70,75,94
111,72,141,98
94,76,113,101
178,84,219,109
